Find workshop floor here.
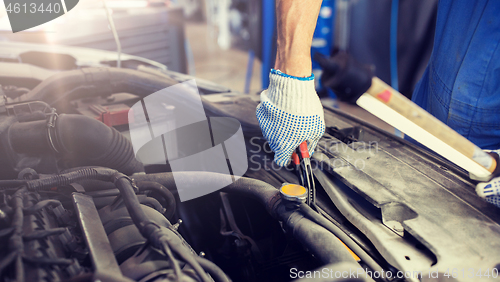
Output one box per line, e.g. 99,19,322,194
185,22,394,134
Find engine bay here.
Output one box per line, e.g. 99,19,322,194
0,46,499,282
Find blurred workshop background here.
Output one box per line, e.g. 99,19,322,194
0,0,438,134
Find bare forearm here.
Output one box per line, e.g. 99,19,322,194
275,0,322,77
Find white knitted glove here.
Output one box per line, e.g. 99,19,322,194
476,150,500,208
256,69,325,167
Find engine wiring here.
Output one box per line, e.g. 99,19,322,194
0,167,231,282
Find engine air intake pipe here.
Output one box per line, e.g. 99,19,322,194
8,114,143,175
15,67,178,113
14,67,262,135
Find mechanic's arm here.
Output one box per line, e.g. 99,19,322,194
256,0,325,167
274,0,321,77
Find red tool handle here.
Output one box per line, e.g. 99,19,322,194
292,152,300,165
298,141,310,158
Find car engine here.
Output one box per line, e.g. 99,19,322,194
0,45,499,282
0,63,366,282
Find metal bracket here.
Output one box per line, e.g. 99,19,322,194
72,193,132,282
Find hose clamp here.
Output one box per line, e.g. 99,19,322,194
46,109,60,154
112,173,139,192
46,108,58,128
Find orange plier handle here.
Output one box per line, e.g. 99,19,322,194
294,141,316,207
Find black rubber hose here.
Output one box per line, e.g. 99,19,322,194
17,67,262,135
8,115,143,175
131,172,360,266
135,181,176,220
113,177,156,237
53,115,143,174
0,180,27,188
132,172,281,215
283,210,358,265
195,256,232,282
113,176,211,282
17,67,178,113
7,120,49,155
85,189,120,198
138,197,164,214
26,167,116,192
300,203,385,274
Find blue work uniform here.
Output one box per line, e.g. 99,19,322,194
412,0,500,150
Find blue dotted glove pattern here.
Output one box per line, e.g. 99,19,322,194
476,149,500,208
486,195,500,208
477,175,500,208
256,101,325,167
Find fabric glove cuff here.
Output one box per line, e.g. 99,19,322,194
263,69,323,115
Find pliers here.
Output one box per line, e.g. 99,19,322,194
292,141,316,208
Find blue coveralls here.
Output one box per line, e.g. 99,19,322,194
412,0,500,150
